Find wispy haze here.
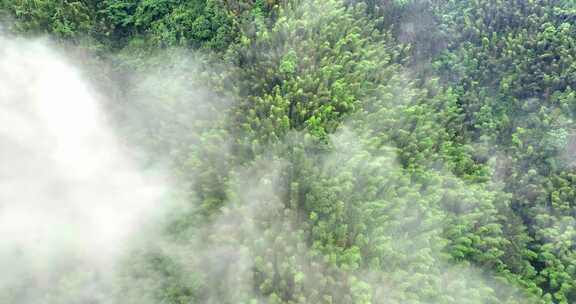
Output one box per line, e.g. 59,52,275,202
0,36,166,303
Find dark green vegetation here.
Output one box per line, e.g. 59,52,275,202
2,0,576,303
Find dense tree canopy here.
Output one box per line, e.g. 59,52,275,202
1,0,575,303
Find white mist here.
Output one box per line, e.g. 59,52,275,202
0,36,165,303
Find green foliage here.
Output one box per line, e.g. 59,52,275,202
0,0,97,40
3,0,576,303
1,0,239,51
424,1,576,302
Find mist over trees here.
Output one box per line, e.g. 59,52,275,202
0,0,575,303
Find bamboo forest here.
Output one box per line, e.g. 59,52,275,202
0,1,576,303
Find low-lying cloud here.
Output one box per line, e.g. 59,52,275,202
0,36,167,303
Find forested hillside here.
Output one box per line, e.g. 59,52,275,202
1,0,575,303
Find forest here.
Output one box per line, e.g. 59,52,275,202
0,0,575,303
